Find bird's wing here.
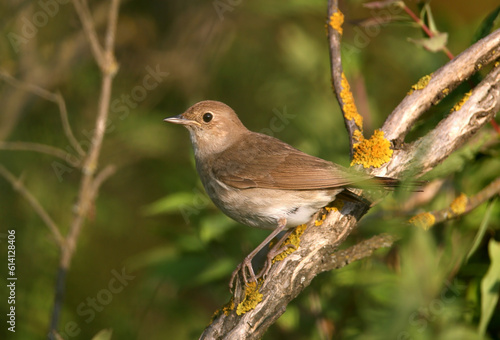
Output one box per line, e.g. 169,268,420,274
211,132,367,190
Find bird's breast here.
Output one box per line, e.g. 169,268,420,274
200,175,339,230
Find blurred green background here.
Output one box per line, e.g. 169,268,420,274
1,0,499,339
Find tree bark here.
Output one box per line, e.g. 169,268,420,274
199,21,500,340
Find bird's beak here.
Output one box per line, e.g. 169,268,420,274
163,114,201,127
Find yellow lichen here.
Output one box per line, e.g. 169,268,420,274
351,129,393,168
315,213,326,226
450,193,468,215
312,203,345,227
326,200,344,212
408,74,433,95
313,203,344,226
451,91,472,113
236,281,263,315
352,129,364,144
210,297,235,321
272,223,307,262
329,11,344,35
442,88,450,96
408,212,436,231
341,73,363,130
222,297,235,316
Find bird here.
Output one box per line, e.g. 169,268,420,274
164,100,398,287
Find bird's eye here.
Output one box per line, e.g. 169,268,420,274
202,112,213,123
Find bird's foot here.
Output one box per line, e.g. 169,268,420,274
229,218,292,291
229,229,297,291
229,254,258,291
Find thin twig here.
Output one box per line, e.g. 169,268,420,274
399,2,455,60
64,0,120,268
0,70,58,102
328,233,398,270
0,141,81,167
0,71,85,156
417,177,500,228
327,0,363,157
0,165,64,246
54,91,86,156
104,0,120,54
91,165,117,197
71,0,106,69
49,0,121,337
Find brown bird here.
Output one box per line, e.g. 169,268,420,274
165,100,397,287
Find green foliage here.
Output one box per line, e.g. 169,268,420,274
472,5,500,43
91,329,113,340
0,1,499,340
479,240,500,336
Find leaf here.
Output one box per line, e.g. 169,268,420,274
479,239,500,336
422,3,438,33
472,6,500,44
192,257,236,285
91,329,113,340
466,198,496,262
142,191,209,216
408,32,448,52
199,214,235,243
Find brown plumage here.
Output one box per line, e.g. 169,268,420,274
164,100,399,286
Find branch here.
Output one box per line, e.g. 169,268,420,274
327,233,398,271
382,28,500,144
410,176,500,229
49,0,120,337
383,63,500,177
202,214,397,339
201,205,366,340
0,141,81,167
0,165,64,246
398,2,455,59
71,0,106,69
327,0,363,156
200,28,500,340
92,165,117,197
54,91,86,157
0,71,85,156
63,0,120,269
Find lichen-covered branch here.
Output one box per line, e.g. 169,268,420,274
200,27,500,340
382,28,500,144
201,204,365,340
410,176,500,230
383,63,500,178
327,0,364,157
